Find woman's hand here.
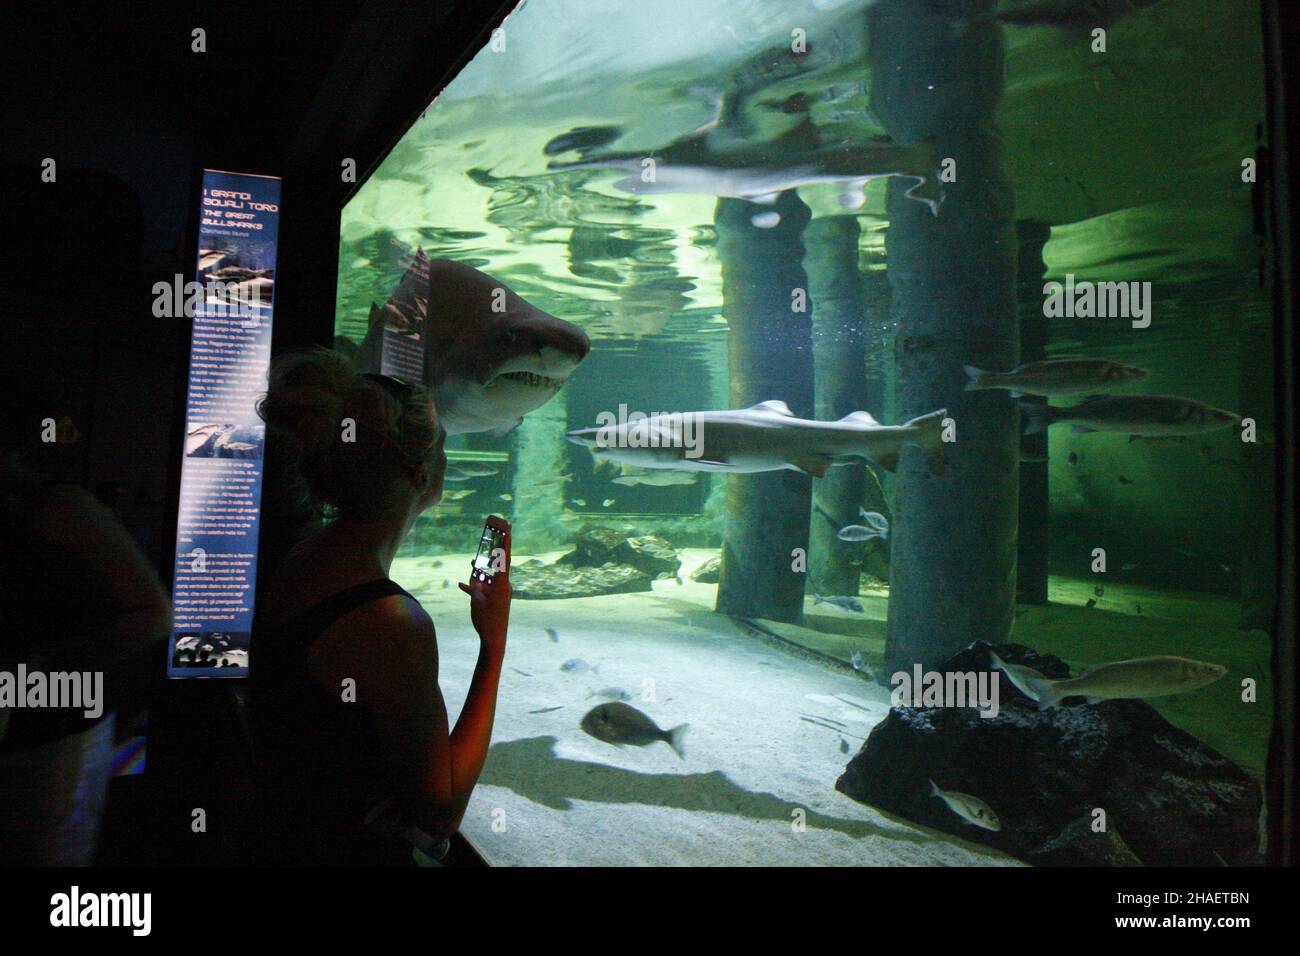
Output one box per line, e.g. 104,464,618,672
458,527,510,656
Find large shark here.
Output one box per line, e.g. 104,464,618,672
546,107,943,215
339,257,590,435
566,401,947,477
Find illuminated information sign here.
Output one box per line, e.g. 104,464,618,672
166,169,281,677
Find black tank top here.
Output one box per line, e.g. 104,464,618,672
247,578,417,866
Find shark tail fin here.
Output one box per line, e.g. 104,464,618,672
900,409,947,475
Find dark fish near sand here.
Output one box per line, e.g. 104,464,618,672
580,702,688,757
965,359,1147,398
1021,395,1240,438
561,658,597,674
545,627,559,643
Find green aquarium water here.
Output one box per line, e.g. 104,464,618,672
334,0,1277,866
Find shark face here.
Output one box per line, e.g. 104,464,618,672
426,259,590,434
342,255,590,435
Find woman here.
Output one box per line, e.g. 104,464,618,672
251,349,510,865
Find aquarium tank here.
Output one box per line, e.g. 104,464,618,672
333,0,1279,866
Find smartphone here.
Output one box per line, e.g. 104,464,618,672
470,515,510,583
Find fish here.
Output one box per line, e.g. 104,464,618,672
441,489,476,501
1118,475,1134,485
444,462,498,481
1084,598,1097,609
840,737,850,754
850,651,874,677
338,253,591,435
1021,395,1241,438
929,780,1001,831
544,627,559,643
586,687,633,702
546,121,943,216
569,499,587,507
1068,451,1078,465
964,359,1147,398
988,650,1051,703
1018,656,1228,710
814,595,864,613
580,702,688,757
602,498,615,507
610,471,699,487
566,401,948,478
560,658,598,674
499,493,513,502
1093,584,1105,597
528,706,565,715
837,512,889,541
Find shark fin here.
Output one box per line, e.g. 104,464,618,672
793,455,834,478
748,400,795,416
490,418,524,436
839,410,880,426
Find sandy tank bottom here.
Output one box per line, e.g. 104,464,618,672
391,549,1022,866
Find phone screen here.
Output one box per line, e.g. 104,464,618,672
471,521,508,582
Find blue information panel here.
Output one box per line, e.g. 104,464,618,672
166,169,281,677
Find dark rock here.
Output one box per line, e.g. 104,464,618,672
1029,815,1142,867
556,525,627,567
511,559,652,600
691,555,721,583
556,526,681,580
835,641,1262,866
622,535,680,579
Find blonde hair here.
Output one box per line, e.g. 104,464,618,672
257,348,443,521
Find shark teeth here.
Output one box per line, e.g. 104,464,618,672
497,371,561,389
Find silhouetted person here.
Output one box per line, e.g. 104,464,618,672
0,452,170,864
249,349,510,865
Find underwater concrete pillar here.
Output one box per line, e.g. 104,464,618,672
806,216,867,596
1016,220,1052,605
714,190,815,623
510,389,569,553
870,0,1021,671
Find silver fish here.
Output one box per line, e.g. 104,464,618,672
561,658,598,674
580,702,688,757
1022,395,1240,438
964,359,1147,398
544,628,559,643
586,687,633,702
929,779,1001,831
1020,655,1227,710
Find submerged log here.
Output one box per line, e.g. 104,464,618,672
870,0,1020,672
714,190,814,623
